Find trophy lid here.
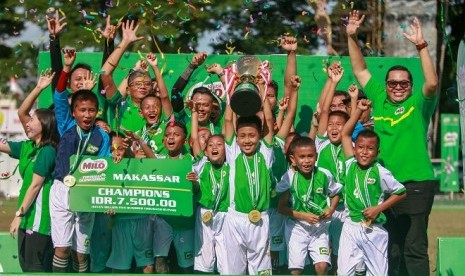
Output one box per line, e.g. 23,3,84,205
236,55,262,77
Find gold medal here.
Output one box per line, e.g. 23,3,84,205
202,211,213,224
362,219,373,229
63,175,76,187
248,209,261,223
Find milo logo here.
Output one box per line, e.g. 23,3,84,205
79,158,108,173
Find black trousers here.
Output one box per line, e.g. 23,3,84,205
384,180,437,276
18,229,54,272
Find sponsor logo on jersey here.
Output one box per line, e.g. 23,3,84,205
258,269,272,276
394,106,405,115
86,144,99,154
272,236,283,244
367,178,376,184
184,251,193,260
316,187,324,194
319,247,329,255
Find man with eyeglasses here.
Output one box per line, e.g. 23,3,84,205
346,11,438,276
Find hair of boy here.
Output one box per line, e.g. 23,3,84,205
70,63,92,78
206,134,225,144
328,110,350,123
164,120,188,137
34,108,60,148
385,65,413,85
192,86,214,101
268,80,278,97
127,69,151,86
356,129,381,149
140,94,162,106
334,90,349,101
70,89,99,111
288,136,316,157
236,115,262,133
285,132,302,163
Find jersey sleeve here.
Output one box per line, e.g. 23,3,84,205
259,139,274,169
54,89,75,136
377,164,406,195
192,156,207,175
274,135,285,151
7,141,23,159
33,145,57,178
320,167,342,197
315,134,328,154
225,135,240,165
344,157,357,174
362,77,386,105
276,170,293,193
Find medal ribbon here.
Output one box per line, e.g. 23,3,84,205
209,163,225,211
292,171,323,215
242,153,259,210
330,144,342,183
355,167,373,209
69,126,92,174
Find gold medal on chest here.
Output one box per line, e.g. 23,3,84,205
248,209,261,223
63,175,76,187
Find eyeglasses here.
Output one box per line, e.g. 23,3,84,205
386,80,411,89
129,81,152,87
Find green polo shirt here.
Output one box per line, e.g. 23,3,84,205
8,141,56,235
364,77,437,182
108,93,145,132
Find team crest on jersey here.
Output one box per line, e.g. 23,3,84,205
394,107,405,115
319,247,329,255
316,187,324,194
367,178,376,184
86,144,99,154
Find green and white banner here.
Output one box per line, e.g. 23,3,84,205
69,156,193,216
440,114,460,192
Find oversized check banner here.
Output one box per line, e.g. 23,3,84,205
69,156,193,216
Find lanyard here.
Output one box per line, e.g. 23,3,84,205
292,171,323,214
209,163,225,211
242,153,259,209
355,167,373,209
69,127,92,174
141,123,160,142
330,144,342,183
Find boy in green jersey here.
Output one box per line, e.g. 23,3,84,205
277,137,342,275
338,99,406,276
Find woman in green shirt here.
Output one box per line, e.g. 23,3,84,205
0,70,59,272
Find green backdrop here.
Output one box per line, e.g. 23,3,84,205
37,52,423,133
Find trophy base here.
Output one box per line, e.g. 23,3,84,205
231,82,262,117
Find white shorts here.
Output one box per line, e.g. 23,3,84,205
153,216,194,268
285,218,331,270
50,180,95,254
90,213,112,272
106,216,154,270
268,207,286,251
328,202,346,256
194,207,227,273
337,219,388,276
222,208,271,275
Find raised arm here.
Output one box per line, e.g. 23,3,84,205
277,75,300,139
347,10,371,88
260,81,274,145
206,63,225,86
276,96,289,130
347,84,359,117
281,36,298,98
97,15,117,95
171,52,207,112
186,100,202,158
317,62,343,136
147,53,173,117
100,20,143,99
18,70,55,130
403,17,438,97
46,9,67,91
342,99,371,158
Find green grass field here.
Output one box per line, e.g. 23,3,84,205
1,197,464,275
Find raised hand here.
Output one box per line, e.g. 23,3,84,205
146,53,158,67
278,96,290,111
134,59,148,72
82,71,98,90
290,75,301,89
403,17,425,45
191,51,207,67
328,63,344,83
185,100,199,113
206,63,223,75
347,84,359,99
97,15,118,40
357,98,372,111
121,20,143,44
281,36,298,52
346,10,365,36
46,8,67,36
62,48,76,67
36,69,55,90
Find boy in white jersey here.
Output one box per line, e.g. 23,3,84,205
338,99,406,276
277,136,342,275
186,99,229,273
222,78,275,275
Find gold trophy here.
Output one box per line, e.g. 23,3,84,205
230,55,263,117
